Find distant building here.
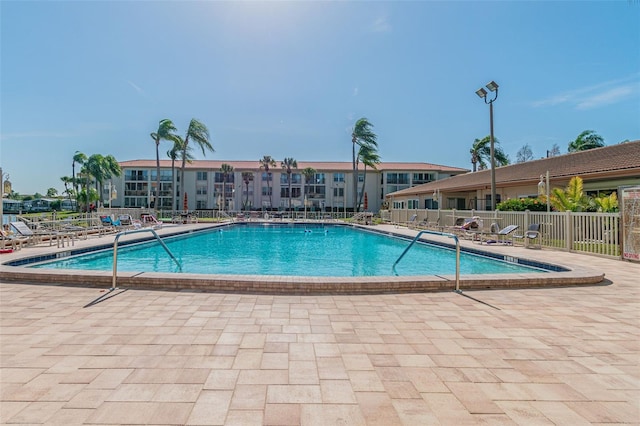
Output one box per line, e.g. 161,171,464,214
114,160,469,212
387,141,640,210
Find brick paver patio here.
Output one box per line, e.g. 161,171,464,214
1,229,638,425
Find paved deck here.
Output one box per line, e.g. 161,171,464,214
1,223,638,424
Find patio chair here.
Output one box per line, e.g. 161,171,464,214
480,223,519,245
1,228,29,251
405,214,418,228
452,216,483,240
512,223,542,248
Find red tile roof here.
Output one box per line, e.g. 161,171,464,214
118,159,469,173
389,140,640,196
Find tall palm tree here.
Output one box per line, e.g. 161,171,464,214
84,154,122,207
220,163,234,211
241,172,254,211
150,119,179,210
180,119,213,211
166,138,182,212
351,118,378,211
60,176,74,207
259,155,277,209
568,130,605,152
469,136,509,172
281,157,298,210
72,151,87,208
302,167,316,210
356,144,381,211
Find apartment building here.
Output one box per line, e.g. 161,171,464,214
111,159,468,212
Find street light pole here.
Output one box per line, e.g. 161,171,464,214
476,81,499,210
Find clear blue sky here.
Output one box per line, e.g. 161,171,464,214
1,1,639,195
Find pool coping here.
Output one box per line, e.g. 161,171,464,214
0,222,606,294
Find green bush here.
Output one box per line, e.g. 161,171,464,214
497,197,547,211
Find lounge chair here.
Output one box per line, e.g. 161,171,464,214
512,223,542,248
480,223,519,245
1,228,29,251
405,214,418,228
452,217,483,240
141,213,163,229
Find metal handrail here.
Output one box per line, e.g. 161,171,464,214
112,228,181,290
392,230,461,292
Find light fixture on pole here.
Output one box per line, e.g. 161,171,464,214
108,182,117,208
476,80,499,210
432,188,440,209
538,172,550,213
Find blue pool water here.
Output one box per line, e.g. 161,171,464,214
33,224,544,277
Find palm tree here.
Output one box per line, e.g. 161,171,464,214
72,151,87,209
259,155,277,209
301,167,316,210
166,139,182,212
150,119,179,210
241,172,254,211
60,176,75,208
179,119,213,211
220,163,234,211
356,144,381,211
84,154,122,208
470,136,510,172
281,157,298,211
351,118,378,211
568,130,605,152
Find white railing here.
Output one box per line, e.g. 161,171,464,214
389,209,621,258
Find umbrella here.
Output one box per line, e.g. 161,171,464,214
364,192,368,211
183,193,188,211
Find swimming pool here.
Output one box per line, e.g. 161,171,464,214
33,223,545,277
2,222,604,294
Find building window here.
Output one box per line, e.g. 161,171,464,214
333,173,345,183
358,173,364,183
125,170,148,181
387,173,409,185
280,187,301,198
196,200,207,209
280,173,301,185
333,187,344,197
392,201,405,209
261,172,273,182
196,186,207,195
262,186,272,196
407,199,419,209
412,173,434,185
197,171,207,181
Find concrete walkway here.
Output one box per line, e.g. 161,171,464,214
1,225,638,424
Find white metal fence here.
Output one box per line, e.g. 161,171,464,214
386,209,621,258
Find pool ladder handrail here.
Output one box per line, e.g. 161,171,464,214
392,230,461,292
112,228,182,290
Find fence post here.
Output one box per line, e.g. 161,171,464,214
565,211,572,250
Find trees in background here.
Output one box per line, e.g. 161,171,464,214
351,118,378,211
179,119,213,210
357,144,381,212
470,136,509,172
568,130,605,152
281,158,298,210
220,163,234,211
301,167,316,210
259,155,277,209
241,172,254,211
151,119,179,209
516,144,534,163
